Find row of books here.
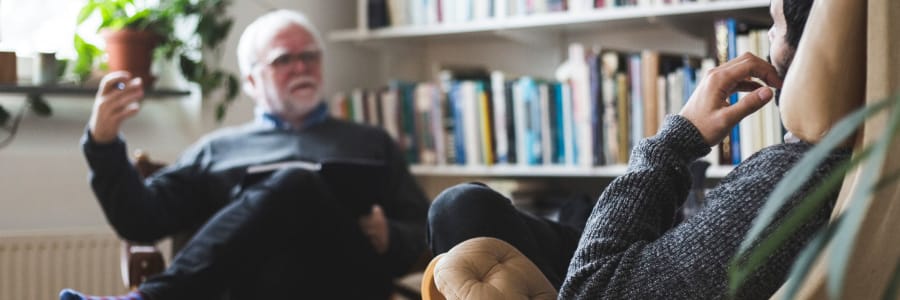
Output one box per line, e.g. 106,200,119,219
364,0,746,28
331,20,781,168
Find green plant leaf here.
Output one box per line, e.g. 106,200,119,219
215,102,227,122
0,105,10,127
124,9,151,29
729,95,895,295
827,94,900,299
26,95,53,117
226,74,239,101
179,55,198,81
727,145,868,296
884,259,900,300
77,0,97,24
73,35,101,83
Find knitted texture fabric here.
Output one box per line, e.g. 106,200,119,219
560,115,849,299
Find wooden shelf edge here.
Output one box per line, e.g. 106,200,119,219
411,164,735,178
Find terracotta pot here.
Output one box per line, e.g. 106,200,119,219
102,29,161,88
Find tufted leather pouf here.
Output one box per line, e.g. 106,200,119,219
422,237,557,300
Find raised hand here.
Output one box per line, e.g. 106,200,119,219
680,53,784,146
88,72,144,144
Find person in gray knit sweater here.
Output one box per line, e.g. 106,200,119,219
428,0,841,298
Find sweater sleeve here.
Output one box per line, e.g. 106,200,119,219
82,129,213,242
380,133,430,277
559,115,846,299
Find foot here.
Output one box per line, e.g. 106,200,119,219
59,289,144,300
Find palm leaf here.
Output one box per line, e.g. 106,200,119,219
728,147,870,295
728,95,898,295
827,94,900,299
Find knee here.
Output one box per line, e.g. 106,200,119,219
428,182,512,226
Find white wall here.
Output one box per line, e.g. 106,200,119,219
0,0,373,232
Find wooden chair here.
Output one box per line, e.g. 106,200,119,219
120,150,167,290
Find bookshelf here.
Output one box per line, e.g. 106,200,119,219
327,0,771,198
329,0,769,42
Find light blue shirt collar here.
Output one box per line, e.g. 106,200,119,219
254,101,329,131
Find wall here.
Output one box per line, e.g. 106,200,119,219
0,0,375,232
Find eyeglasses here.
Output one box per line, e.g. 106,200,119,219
256,50,322,71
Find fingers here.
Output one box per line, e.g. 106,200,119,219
722,87,774,124
720,53,783,89
98,71,133,96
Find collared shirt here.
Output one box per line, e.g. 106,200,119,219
254,101,329,131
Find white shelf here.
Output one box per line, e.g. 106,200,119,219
329,0,769,42
411,164,734,178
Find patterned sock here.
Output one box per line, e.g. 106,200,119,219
59,288,144,300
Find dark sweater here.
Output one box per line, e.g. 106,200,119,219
560,115,849,299
82,117,430,277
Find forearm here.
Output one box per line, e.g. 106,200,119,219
561,115,711,298
82,130,176,242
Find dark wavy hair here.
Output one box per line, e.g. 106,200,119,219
784,0,815,48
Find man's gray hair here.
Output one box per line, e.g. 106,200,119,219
236,9,325,78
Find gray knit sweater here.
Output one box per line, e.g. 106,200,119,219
559,115,849,299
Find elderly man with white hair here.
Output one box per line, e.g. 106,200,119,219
61,9,429,300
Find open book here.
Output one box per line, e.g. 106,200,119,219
244,159,389,217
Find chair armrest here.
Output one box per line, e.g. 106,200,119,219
120,241,165,290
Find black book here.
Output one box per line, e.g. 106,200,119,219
243,159,388,217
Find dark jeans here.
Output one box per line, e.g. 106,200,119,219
427,182,583,289
139,168,392,300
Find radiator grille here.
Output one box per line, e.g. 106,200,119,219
0,230,129,299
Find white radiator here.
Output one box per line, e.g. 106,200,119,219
0,229,130,300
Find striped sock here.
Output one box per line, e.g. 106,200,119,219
59,288,144,300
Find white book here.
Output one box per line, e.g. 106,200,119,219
629,55,643,151
570,44,593,167
656,76,667,120
455,0,470,22
461,81,482,165
491,71,510,164
667,71,684,119
561,83,575,165
426,0,439,25
388,0,408,26
474,0,491,20
381,89,401,141
493,0,507,18
352,89,365,123
441,0,455,23
357,0,369,31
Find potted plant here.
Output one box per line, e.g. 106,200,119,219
74,0,239,121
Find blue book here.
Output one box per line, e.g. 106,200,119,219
450,83,467,165
727,18,742,165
